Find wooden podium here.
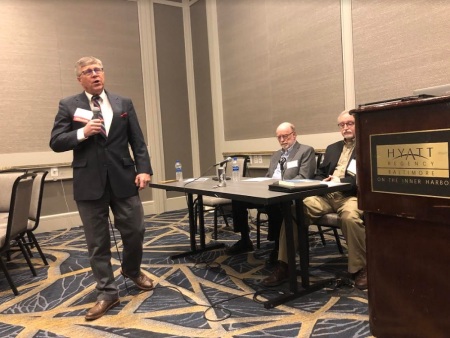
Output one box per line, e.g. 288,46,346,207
351,96,450,338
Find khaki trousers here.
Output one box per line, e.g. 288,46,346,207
278,193,366,274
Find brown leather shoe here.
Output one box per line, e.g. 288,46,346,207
85,299,120,321
262,261,289,287
354,267,368,290
121,270,154,291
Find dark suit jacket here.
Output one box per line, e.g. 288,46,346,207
266,141,316,180
315,140,357,195
50,91,152,201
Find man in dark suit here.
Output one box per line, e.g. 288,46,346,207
50,56,154,320
263,111,367,289
226,122,316,259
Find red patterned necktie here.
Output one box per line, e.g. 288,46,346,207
92,95,107,139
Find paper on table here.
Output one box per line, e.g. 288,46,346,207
347,159,357,176
184,177,209,183
321,181,346,187
242,177,273,182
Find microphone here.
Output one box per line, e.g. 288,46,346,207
279,157,287,171
188,157,233,184
92,107,100,119
214,157,232,167
279,157,287,180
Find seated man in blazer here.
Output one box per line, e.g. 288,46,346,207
263,111,367,290
226,122,316,262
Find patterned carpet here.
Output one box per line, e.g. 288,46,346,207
0,209,372,338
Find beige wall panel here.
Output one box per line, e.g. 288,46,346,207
154,4,193,184
0,0,60,154
352,0,450,106
191,0,217,173
0,0,151,217
217,0,344,141
0,0,146,156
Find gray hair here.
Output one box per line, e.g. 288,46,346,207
338,110,351,119
74,56,103,77
277,122,296,133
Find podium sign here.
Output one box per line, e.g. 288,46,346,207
370,129,450,199
352,96,450,338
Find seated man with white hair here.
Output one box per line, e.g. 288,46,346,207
226,122,316,262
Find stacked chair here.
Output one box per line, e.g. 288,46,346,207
20,170,49,265
0,171,37,295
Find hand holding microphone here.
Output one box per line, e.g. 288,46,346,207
92,107,101,120
84,108,103,137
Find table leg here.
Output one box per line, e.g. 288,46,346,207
170,193,225,259
198,195,206,249
296,198,309,288
263,199,334,308
263,201,299,307
284,201,298,292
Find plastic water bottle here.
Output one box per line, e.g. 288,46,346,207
232,157,240,181
175,160,183,181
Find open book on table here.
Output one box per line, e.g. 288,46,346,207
268,179,328,192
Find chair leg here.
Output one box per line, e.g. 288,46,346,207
17,239,37,276
218,206,230,228
27,231,48,265
223,212,230,228
256,211,261,249
332,228,344,254
213,208,218,240
0,256,19,295
193,200,199,234
316,225,327,246
211,205,231,241
20,233,34,258
27,232,36,249
220,205,231,228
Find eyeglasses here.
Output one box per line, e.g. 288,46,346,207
79,67,104,77
277,131,294,140
337,121,355,129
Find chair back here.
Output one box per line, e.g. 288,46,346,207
28,170,49,231
224,155,250,178
0,171,27,212
314,150,325,173
1,173,36,248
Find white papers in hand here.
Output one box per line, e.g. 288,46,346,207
73,108,94,123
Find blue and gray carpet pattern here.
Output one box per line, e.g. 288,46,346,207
0,209,371,337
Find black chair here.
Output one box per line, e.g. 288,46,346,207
310,213,344,254
196,155,250,240
20,170,49,265
255,202,344,254
0,172,37,295
309,150,344,253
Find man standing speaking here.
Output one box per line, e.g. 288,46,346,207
50,56,154,320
